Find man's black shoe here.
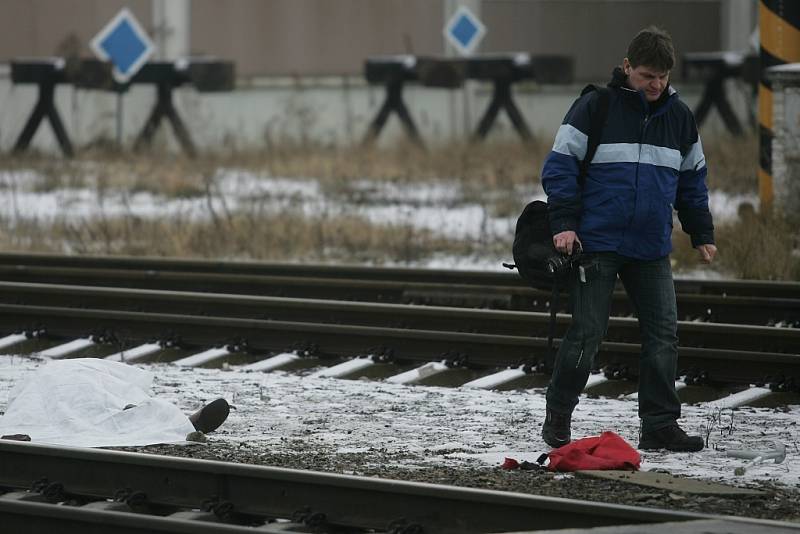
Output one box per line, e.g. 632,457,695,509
189,398,230,434
638,423,704,452
541,408,571,448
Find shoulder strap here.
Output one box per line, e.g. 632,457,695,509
577,85,610,188
544,283,560,373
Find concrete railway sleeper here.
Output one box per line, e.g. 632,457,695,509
1,441,798,534
0,263,797,328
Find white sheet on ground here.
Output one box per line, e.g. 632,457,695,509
0,358,195,447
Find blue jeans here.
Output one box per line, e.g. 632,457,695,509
545,252,681,432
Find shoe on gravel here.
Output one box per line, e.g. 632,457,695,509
189,398,230,434
638,423,704,452
542,408,571,448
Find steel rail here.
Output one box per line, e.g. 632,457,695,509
0,500,261,534
0,441,782,534
0,281,797,354
0,264,796,327
1,252,798,299
0,303,796,384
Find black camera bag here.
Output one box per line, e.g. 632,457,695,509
509,199,572,291
504,85,610,370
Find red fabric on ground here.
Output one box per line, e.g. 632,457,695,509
547,431,641,472
500,457,520,470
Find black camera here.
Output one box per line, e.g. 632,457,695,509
546,247,581,275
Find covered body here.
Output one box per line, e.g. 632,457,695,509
0,358,194,447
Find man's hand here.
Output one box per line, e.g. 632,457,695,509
696,244,717,264
553,231,581,255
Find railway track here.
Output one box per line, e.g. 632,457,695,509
0,253,797,326
0,281,796,353
1,441,797,534
0,254,796,399
0,280,797,402
0,256,799,533
1,252,798,298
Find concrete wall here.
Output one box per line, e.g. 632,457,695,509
190,0,445,77
481,0,723,82
0,0,151,59
0,0,751,80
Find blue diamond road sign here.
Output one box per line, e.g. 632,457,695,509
444,6,486,56
90,8,155,83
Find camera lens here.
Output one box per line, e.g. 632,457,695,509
546,256,565,274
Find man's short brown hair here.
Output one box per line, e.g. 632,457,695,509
627,26,675,72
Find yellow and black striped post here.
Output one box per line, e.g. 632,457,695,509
759,1,800,207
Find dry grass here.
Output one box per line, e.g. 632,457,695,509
702,134,759,194
0,210,479,265
665,132,799,279
670,205,799,280
0,139,543,193
0,132,755,195
713,208,800,280
1,132,796,280
220,139,545,188
0,152,208,198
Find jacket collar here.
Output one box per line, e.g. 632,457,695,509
608,66,676,115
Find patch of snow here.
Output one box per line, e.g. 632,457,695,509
674,269,727,280
707,191,759,224
0,170,754,260
0,355,796,490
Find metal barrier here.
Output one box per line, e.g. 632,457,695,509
682,51,758,136
363,53,573,146
9,57,235,157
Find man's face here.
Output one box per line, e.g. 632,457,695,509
623,58,669,102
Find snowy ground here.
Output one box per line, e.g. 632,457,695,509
1,354,797,492
0,169,758,273
0,170,517,241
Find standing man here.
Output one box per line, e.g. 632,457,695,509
540,27,716,452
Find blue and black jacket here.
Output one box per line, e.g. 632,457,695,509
541,67,714,260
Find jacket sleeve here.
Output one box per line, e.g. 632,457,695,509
675,118,715,247
540,93,594,235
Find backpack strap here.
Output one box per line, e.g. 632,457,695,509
544,282,560,372
577,85,610,188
